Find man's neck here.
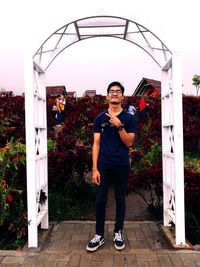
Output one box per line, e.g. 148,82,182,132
108,103,123,116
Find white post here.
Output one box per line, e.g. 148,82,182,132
25,55,49,247
172,51,185,245
24,55,38,247
161,66,171,227
161,52,185,246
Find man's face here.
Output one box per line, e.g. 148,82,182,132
107,85,124,104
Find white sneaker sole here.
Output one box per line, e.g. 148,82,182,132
86,239,105,252
114,243,125,250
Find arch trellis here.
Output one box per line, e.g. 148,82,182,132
25,15,185,247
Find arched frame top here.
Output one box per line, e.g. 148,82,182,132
33,15,172,71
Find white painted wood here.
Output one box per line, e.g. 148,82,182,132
161,51,185,245
25,55,38,247
37,210,48,226
25,56,48,247
172,52,185,245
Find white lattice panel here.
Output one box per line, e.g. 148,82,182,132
161,52,185,245
25,56,48,247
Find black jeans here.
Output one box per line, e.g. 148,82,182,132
96,163,129,237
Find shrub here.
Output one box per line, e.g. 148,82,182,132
0,94,200,247
0,138,27,240
49,178,96,221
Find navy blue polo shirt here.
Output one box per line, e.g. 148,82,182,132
92,110,138,166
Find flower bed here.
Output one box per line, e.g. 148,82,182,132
0,94,200,247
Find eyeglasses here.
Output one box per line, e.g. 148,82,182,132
109,90,122,95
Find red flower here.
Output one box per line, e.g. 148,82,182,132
7,194,13,202
12,157,18,161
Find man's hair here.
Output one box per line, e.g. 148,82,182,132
107,81,125,95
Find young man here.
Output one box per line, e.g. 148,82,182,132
86,81,137,252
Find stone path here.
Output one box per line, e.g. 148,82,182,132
0,221,199,266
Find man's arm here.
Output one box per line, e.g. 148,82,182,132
118,130,135,148
106,113,135,147
56,99,61,113
92,132,101,185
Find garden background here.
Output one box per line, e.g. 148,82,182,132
0,94,200,250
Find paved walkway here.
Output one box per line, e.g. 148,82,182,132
0,221,200,266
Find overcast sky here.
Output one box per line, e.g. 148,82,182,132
0,0,200,96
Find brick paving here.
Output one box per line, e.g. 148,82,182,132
0,221,199,266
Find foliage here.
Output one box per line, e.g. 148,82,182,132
185,208,200,245
47,138,58,152
48,178,96,221
184,168,200,215
0,139,26,226
143,140,162,165
8,200,30,239
128,161,163,221
192,74,200,96
0,94,200,247
184,152,200,172
4,238,26,250
183,96,200,153
0,224,27,250
0,96,25,146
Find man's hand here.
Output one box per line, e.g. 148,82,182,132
92,169,101,186
105,112,121,127
106,112,135,148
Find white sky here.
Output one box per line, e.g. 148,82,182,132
0,0,200,96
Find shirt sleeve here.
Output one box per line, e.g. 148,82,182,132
126,115,138,133
92,114,102,133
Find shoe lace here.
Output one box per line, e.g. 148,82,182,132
90,234,101,243
114,231,123,242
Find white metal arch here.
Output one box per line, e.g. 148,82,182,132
33,15,172,70
25,15,185,247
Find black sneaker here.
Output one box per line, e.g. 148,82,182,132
113,230,125,250
86,234,105,252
